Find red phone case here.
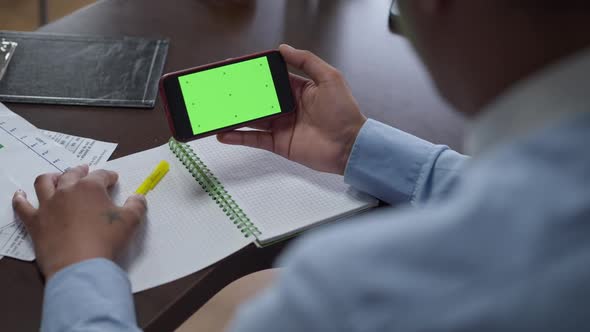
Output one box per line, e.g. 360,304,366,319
159,50,291,142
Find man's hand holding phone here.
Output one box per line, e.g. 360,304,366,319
218,45,367,175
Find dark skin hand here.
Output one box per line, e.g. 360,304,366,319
218,44,367,175
12,164,147,279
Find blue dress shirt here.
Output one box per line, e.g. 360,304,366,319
42,47,590,331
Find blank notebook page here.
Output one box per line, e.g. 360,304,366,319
105,144,251,293
189,137,378,244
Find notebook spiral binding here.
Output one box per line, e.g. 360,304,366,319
169,138,262,239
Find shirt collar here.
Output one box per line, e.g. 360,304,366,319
466,46,590,156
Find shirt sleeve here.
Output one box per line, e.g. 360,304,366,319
42,258,141,332
344,119,468,205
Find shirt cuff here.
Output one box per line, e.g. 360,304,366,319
42,258,138,332
344,119,441,205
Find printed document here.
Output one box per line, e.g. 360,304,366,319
0,103,118,260
42,130,116,168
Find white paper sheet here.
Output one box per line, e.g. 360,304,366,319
0,103,118,260
0,104,78,259
42,130,117,168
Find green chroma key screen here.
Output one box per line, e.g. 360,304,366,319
178,57,282,135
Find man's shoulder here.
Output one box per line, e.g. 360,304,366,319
285,111,590,269
272,113,590,330
473,111,590,172
463,111,590,206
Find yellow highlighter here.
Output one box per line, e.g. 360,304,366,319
135,160,170,195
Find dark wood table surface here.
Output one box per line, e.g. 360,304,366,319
0,0,465,331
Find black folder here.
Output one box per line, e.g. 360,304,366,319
0,31,169,108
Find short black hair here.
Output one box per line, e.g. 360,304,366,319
512,0,590,11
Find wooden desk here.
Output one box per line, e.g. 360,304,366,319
0,0,465,330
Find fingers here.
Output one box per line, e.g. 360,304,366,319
34,173,59,202
288,73,311,102
12,190,38,237
121,194,148,225
84,170,119,189
246,119,273,131
217,130,275,152
279,44,340,84
57,164,89,189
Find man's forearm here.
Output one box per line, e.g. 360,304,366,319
42,258,140,332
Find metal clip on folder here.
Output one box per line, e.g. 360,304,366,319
0,39,18,81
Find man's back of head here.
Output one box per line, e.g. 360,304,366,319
398,0,590,115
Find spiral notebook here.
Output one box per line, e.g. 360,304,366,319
106,136,378,292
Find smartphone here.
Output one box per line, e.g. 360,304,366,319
160,50,295,142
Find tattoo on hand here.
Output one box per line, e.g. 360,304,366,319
103,210,122,224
